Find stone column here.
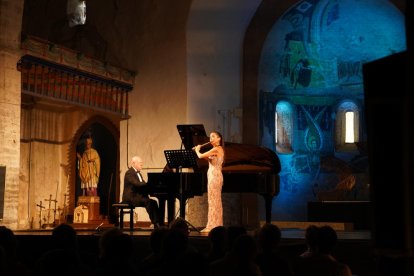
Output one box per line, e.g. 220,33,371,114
0,0,24,229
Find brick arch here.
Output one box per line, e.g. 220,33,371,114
67,116,119,220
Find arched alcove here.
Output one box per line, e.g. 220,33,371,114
68,116,119,223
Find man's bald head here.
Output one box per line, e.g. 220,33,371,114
130,156,143,171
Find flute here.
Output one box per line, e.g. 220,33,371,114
192,141,211,150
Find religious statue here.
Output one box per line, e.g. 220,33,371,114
77,137,100,196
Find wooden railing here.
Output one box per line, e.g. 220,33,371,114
18,35,135,119
18,54,131,118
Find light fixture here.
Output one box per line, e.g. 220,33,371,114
67,0,86,27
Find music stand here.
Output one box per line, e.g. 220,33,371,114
164,149,197,170
164,149,200,232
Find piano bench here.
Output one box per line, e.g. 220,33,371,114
112,203,136,231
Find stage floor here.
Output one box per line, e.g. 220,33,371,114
13,226,371,241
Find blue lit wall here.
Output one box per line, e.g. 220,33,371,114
258,0,406,221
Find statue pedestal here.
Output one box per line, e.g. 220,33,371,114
78,196,100,222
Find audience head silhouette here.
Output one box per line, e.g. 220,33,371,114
170,217,190,236
0,226,17,260
317,225,338,254
304,224,319,254
150,226,170,254
99,227,133,260
226,225,247,252
51,223,78,250
258,223,282,252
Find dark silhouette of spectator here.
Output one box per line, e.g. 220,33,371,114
209,225,250,276
206,226,228,263
293,225,352,276
226,225,248,251
210,233,261,276
161,227,188,264
33,223,90,276
169,217,190,236
233,234,262,276
148,226,208,276
0,226,30,276
169,216,204,257
92,227,138,276
300,225,319,258
51,222,79,251
0,245,6,275
138,226,170,275
255,223,292,276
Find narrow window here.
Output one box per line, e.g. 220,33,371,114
345,111,354,143
275,101,293,153
275,112,278,144
335,101,359,151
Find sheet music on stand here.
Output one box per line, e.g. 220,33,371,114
164,149,197,170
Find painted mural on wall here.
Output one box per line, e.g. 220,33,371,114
259,0,406,221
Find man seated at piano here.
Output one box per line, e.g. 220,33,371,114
122,156,161,228
194,130,225,233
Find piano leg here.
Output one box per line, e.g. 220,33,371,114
155,195,177,225
179,196,186,220
167,196,175,224
156,196,166,225
263,194,273,224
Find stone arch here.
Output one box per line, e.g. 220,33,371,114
67,116,119,222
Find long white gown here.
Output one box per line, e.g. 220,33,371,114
205,154,224,230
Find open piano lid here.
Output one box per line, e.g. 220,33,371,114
176,124,281,174
177,124,208,149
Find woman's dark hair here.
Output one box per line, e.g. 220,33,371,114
211,130,224,147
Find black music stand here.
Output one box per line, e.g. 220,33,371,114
164,149,197,171
164,149,200,232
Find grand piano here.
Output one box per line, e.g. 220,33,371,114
147,124,281,224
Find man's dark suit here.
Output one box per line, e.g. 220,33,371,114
122,167,160,226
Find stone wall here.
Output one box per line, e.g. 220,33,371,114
0,0,24,228
18,105,121,229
